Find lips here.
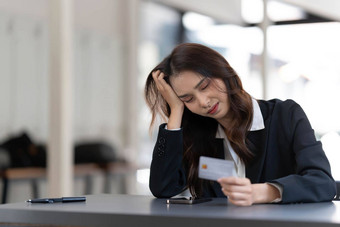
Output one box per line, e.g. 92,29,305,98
208,103,219,114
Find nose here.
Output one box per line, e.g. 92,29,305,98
197,94,210,108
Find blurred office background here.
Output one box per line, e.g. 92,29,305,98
0,0,339,203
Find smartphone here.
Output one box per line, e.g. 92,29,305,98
166,197,212,204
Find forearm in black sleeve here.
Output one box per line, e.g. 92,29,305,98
271,101,336,203
149,124,187,198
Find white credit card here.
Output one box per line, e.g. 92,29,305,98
198,156,234,181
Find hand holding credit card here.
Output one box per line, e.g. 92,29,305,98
198,156,234,181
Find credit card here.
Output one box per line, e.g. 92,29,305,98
198,156,234,181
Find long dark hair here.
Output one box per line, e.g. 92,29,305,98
145,43,253,197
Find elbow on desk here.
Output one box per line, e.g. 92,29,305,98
328,179,338,201
149,183,174,198
149,187,172,198
149,180,183,198
277,174,337,203
309,173,337,202
149,170,187,198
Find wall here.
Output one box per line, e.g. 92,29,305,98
0,0,131,158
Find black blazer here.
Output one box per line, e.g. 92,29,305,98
149,99,336,203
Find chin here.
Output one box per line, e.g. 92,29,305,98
214,111,228,120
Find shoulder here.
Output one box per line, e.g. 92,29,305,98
258,98,298,109
258,99,311,134
258,99,303,118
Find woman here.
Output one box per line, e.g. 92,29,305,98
144,43,336,206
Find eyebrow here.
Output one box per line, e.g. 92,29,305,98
178,78,207,98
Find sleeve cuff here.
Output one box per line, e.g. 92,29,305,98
266,183,283,203
165,124,181,131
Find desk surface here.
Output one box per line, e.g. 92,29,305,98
0,194,339,227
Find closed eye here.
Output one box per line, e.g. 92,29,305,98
182,97,194,103
200,80,210,90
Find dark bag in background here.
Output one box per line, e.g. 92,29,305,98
0,132,118,168
74,142,117,164
0,132,46,167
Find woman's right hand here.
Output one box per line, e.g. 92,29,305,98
152,70,184,129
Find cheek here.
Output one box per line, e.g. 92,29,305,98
185,103,203,115
217,92,229,104
185,103,197,113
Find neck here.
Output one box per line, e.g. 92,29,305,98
217,116,233,130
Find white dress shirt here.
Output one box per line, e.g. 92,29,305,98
215,98,264,178
215,98,282,202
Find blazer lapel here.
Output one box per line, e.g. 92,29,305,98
213,138,225,159
245,129,268,183
246,100,272,183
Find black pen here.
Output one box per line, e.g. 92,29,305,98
26,196,86,203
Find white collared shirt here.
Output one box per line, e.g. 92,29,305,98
215,98,264,178
215,98,282,202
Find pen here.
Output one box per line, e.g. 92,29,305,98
26,196,86,203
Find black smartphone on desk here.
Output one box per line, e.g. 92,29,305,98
166,197,212,204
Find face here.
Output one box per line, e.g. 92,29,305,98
170,70,230,121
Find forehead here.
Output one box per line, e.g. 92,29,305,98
170,71,204,93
